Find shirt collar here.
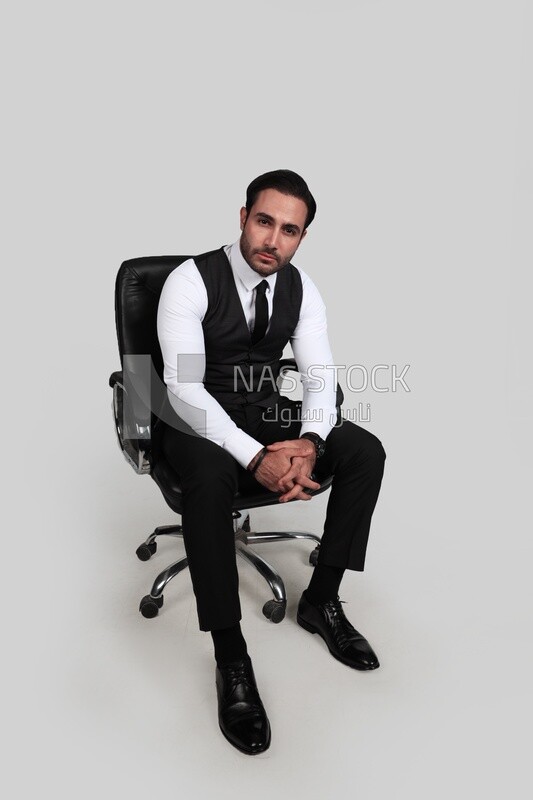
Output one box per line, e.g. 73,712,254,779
226,240,278,294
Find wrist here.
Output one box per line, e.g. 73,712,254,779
248,447,268,475
300,432,326,459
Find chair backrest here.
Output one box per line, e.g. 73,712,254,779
114,256,192,379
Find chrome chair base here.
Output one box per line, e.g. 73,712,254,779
137,514,321,623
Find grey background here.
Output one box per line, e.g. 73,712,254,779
3,1,531,797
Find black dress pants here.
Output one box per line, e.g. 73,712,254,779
161,398,386,631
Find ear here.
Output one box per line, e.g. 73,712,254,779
239,206,248,231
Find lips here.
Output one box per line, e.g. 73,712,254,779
257,251,277,262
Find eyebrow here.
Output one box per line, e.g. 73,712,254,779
255,212,301,235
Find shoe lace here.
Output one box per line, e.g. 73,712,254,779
224,660,255,692
222,660,263,714
322,598,359,651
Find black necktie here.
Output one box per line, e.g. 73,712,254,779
251,280,269,344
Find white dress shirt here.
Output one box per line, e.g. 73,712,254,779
157,241,338,469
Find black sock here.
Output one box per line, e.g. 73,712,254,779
211,623,248,667
305,563,345,606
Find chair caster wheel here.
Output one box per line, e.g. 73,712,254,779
136,541,157,561
262,599,286,623
139,594,164,618
309,546,320,567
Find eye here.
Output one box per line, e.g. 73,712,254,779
258,217,270,226
284,227,297,236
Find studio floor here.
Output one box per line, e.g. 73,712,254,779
24,472,530,800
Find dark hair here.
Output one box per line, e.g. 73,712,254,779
245,169,317,229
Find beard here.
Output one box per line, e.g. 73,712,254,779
239,227,293,276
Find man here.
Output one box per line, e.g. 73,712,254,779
157,170,386,755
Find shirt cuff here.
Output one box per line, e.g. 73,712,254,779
222,428,264,470
299,415,336,442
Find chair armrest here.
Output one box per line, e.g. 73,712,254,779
109,370,151,475
109,371,123,389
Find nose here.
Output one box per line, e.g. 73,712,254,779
264,226,281,250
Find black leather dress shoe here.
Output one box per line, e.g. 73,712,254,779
215,656,271,755
297,593,380,670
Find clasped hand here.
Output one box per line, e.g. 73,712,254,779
249,439,320,503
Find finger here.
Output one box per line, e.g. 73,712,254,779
267,441,301,452
280,485,312,502
277,456,309,479
280,480,312,501
278,478,295,493
278,466,300,486
293,474,321,490
278,465,320,492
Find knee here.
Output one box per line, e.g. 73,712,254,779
325,422,386,472
360,431,386,470
366,432,386,464
336,424,386,470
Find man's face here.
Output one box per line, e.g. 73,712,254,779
239,189,308,277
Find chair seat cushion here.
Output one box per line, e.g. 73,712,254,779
151,455,333,515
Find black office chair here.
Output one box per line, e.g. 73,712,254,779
110,255,341,623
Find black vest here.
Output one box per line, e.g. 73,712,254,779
194,247,303,411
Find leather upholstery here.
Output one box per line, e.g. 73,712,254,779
115,255,192,380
